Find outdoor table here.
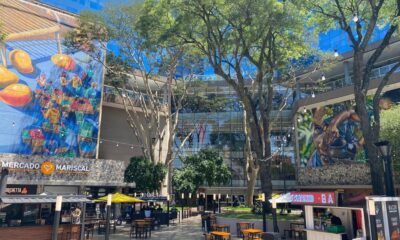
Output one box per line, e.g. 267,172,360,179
210,231,231,240
241,228,262,239
212,223,230,232
236,222,254,237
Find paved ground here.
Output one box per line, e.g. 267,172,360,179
92,215,237,240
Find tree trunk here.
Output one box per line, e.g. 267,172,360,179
259,142,273,208
161,162,172,196
353,51,384,195
245,166,259,206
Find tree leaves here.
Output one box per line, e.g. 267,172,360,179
124,156,167,192
172,149,231,193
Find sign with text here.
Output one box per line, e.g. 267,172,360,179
290,192,336,205
375,201,386,239
1,160,90,175
386,201,400,239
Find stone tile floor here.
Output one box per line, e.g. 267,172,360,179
92,215,241,240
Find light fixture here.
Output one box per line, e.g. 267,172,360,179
100,140,103,144
107,194,112,206
353,13,359,22
116,143,119,147
303,107,307,113
311,92,315,98
189,193,192,199
55,195,63,211
196,193,199,199
368,199,376,216
321,74,326,81
272,198,277,209
334,49,339,58
12,122,15,127
181,193,184,199
226,194,229,199
292,126,295,130
374,140,391,157
213,194,216,201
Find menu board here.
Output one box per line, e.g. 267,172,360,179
376,201,386,240
386,201,400,240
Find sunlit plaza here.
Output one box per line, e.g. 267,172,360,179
1,0,400,240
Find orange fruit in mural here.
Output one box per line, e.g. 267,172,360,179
0,65,19,88
9,49,34,74
40,161,55,175
51,53,76,71
0,83,32,107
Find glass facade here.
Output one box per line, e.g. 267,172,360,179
174,82,295,187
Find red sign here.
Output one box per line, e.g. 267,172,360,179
290,192,336,205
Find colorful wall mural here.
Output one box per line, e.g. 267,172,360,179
0,2,104,158
298,89,400,167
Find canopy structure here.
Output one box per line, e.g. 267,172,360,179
0,194,92,204
94,193,145,203
269,192,292,204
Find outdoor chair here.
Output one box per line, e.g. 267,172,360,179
133,221,149,239
57,227,65,240
69,225,80,240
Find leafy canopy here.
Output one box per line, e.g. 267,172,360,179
125,156,167,193
173,149,231,193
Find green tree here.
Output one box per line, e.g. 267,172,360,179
173,149,231,193
125,156,167,193
142,0,309,205
380,105,400,180
64,3,202,196
295,0,400,195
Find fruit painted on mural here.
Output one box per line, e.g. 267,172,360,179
0,83,32,107
0,65,19,88
9,49,34,74
51,53,76,71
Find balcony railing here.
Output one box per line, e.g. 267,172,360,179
299,62,400,98
103,85,166,107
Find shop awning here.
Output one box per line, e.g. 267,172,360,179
0,194,92,204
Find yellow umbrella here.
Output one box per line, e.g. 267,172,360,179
94,193,145,203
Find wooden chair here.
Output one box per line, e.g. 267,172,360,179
57,227,65,240
69,225,80,240
134,221,148,239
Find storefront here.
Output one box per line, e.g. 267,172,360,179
0,194,91,240
289,191,367,240
0,154,134,230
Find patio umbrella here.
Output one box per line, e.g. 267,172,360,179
94,193,145,203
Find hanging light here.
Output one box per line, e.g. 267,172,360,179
12,122,15,127
321,74,326,81
292,126,295,130
116,143,119,147
311,91,315,98
303,107,307,113
334,49,339,58
353,13,359,22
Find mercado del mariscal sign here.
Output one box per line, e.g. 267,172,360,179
1,160,90,175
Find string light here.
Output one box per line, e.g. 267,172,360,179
353,13,359,22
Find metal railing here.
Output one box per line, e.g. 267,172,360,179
299,62,400,98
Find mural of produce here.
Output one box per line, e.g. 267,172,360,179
0,1,104,158
298,91,400,167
